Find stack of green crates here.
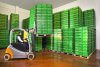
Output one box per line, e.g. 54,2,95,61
10,13,19,29
75,27,93,57
75,27,83,56
70,7,83,28
53,12,61,29
0,30,9,48
61,10,69,29
29,6,36,29
62,28,74,54
23,18,29,29
83,9,96,52
36,4,53,34
0,14,9,48
46,36,53,50
53,29,62,52
0,14,8,29
83,9,95,28
35,37,42,52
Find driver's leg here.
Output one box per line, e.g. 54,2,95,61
23,42,29,50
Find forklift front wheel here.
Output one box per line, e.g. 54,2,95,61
28,53,34,60
4,54,11,61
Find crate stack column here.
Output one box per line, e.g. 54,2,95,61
53,12,62,52
29,6,36,29
70,7,83,28
36,4,53,35
61,10,69,53
83,9,96,52
46,36,53,50
0,14,9,48
10,13,19,29
23,18,29,30
54,29,62,52
69,7,83,55
35,37,42,52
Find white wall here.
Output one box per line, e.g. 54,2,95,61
53,0,100,50
0,2,30,28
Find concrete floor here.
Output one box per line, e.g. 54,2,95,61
0,49,100,67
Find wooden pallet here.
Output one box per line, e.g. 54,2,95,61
73,51,95,59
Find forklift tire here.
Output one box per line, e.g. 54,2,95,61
28,53,34,60
4,54,11,61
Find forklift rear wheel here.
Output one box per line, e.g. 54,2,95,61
4,54,11,61
28,54,34,60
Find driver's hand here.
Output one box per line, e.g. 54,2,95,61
24,38,27,40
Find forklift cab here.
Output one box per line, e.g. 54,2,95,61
11,29,29,52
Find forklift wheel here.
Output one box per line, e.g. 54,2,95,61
28,54,34,60
4,54,11,61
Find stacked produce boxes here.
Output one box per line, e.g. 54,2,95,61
0,14,9,48
53,12,61,51
53,12,61,29
69,7,83,28
61,10,69,29
75,27,83,56
35,37,42,51
83,9,96,52
23,18,29,29
62,28,74,54
0,14,8,29
83,9,95,28
46,36,53,50
75,27,94,57
36,4,53,34
29,6,36,29
10,13,19,29
53,29,62,52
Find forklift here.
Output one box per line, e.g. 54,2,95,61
4,28,35,61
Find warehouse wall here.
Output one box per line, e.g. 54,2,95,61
53,0,100,50
0,2,30,28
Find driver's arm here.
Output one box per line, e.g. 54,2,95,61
17,36,23,42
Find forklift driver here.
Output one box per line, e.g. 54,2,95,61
17,32,23,43
17,32,29,50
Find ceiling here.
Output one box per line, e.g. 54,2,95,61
0,0,76,10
